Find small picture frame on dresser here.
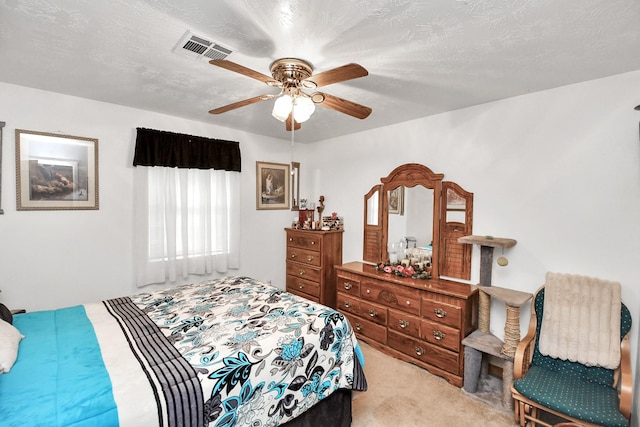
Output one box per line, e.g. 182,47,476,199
298,209,314,228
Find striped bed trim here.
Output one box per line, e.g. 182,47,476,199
103,297,205,427
352,351,368,391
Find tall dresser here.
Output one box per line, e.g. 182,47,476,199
285,228,343,308
335,261,478,387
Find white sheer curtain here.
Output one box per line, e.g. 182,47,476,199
134,166,240,287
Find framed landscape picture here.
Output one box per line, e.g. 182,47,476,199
256,161,289,210
15,129,99,210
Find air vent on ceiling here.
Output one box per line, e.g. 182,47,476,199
172,30,233,61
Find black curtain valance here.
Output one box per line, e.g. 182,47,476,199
133,127,241,171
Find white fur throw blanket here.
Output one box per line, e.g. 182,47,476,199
538,272,621,369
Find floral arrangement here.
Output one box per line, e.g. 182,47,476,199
375,261,431,280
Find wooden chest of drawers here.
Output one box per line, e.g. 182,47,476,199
285,228,343,308
336,261,478,387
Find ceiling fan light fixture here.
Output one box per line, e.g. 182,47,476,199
272,95,293,122
272,94,316,123
292,96,315,123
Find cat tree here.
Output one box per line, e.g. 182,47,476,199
458,235,531,409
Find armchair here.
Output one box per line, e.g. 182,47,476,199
511,286,632,427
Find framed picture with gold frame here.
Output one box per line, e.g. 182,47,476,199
256,161,290,210
388,186,404,215
15,129,99,210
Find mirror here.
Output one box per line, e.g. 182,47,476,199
366,188,379,225
291,162,300,211
363,163,474,280
387,186,433,250
445,187,466,222
387,185,434,265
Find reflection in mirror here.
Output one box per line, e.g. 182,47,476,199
445,187,466,222
366,188,379,225
291,162,300,211
387,186,433,252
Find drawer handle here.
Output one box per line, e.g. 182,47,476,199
368,309,377,317
434,308,447,318
311,241,316,245
306,255,314,262
405,300,411,306
433,330,446,341
344,301,351,308
365,289,371,294
355,323,363,332
415,346,425,356
299,270,305,276
398,319,409,329
344,282,353,290
289,237,293,242
298,283,305,290
290,252,297,259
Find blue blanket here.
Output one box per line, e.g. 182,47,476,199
1,306,118,427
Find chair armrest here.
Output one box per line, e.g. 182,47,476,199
618,332,632,419
513,308,537,380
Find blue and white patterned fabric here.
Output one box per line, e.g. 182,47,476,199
131,276,365,427
0,276,365,427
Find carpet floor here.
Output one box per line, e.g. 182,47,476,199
351,342,518,426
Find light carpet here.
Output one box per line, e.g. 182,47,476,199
351,342,517,426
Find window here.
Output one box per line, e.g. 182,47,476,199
134,166,240,286
132,128,241,287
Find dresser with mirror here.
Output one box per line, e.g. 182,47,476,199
336,163,478,386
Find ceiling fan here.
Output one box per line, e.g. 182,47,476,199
208,58,372,131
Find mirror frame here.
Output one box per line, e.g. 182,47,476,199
380,163,444,278
363,184,383,262
363,163,474,281
439,181,474,280
291,161,300,211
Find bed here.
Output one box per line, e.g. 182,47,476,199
0,276,366,427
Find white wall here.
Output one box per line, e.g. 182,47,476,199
296,69,640,424
2,70,639,422
0,82,296,310
299,70,640,327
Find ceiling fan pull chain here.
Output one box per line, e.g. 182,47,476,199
291,105,295,148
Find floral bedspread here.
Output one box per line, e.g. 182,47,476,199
130,276,364,427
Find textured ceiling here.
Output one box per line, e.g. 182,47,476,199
1,0,639,142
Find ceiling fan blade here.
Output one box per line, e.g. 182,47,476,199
316,92,372,119
209,94,274,114
304,63,368,88
210,59,278,85
285,113,301,131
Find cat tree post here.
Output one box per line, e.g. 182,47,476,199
458,235,517,333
